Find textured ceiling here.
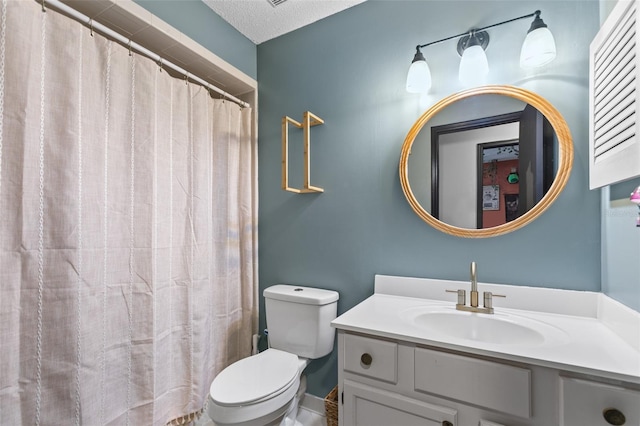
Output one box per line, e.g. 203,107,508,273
203,0,368,44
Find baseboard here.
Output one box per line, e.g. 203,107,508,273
301,393,326,416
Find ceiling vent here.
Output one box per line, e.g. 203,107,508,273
267,0,288,7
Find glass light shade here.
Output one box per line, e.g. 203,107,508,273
458,45,489,85
406,59,432,93
520,27,556,68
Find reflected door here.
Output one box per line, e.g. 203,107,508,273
518,105,555,217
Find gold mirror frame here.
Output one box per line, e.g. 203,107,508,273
399,85,573,238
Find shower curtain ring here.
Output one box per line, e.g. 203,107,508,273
158,58,163,73
89,19,94,37
185,73,189,85
128,40,132,56
41,0,46,12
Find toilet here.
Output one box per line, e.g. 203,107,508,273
208,284,339,426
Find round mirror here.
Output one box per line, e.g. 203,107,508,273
399,85,573,238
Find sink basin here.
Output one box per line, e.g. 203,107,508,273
399,306,567,346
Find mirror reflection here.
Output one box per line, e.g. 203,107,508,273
408,94,557,230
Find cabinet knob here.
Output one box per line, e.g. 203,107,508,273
603,408,626,425
360,353,372,366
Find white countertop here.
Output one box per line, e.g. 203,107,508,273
331,275,640,384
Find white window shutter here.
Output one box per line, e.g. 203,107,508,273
589,0,640,189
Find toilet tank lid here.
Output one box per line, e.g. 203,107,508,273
264,285,339,305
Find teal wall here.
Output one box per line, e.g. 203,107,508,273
602,178,640,311
598,2,640,312
134,0,257,79
257,0,601,398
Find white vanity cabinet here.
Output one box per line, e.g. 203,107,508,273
332,275,640,426
337,331,639,426
337,332,548,426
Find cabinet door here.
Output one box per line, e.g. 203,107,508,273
589,0,640,188
343,380,457,426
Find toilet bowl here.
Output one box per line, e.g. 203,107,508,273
208,285,339,426
208,349,309,426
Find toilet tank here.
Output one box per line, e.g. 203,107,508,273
264,284,339,359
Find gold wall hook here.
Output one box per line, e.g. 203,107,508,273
282,111,324,193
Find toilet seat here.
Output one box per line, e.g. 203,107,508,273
210,349,300,406
208,349,302,426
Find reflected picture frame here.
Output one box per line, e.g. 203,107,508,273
482,185,500,211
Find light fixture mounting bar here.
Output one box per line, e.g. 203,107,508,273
416,10,541,50
456,31,490,56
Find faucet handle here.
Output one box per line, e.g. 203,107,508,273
446,289,466,305
483,291,506,309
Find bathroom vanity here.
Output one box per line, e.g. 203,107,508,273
331,275,640,426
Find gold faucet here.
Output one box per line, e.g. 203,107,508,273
446,261,505,314
470,261,479,308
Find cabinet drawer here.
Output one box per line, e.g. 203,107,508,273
560,377,640,426
344,334,398,383
414,347,531,418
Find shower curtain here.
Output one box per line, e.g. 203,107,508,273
0,1,257,425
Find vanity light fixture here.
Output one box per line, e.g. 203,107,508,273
406,48,432,93
406,10,556,93
457,30,490,86
520,11,557,67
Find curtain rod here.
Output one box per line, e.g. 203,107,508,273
41,0,250,108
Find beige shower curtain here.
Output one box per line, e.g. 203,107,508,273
0,1,257,424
